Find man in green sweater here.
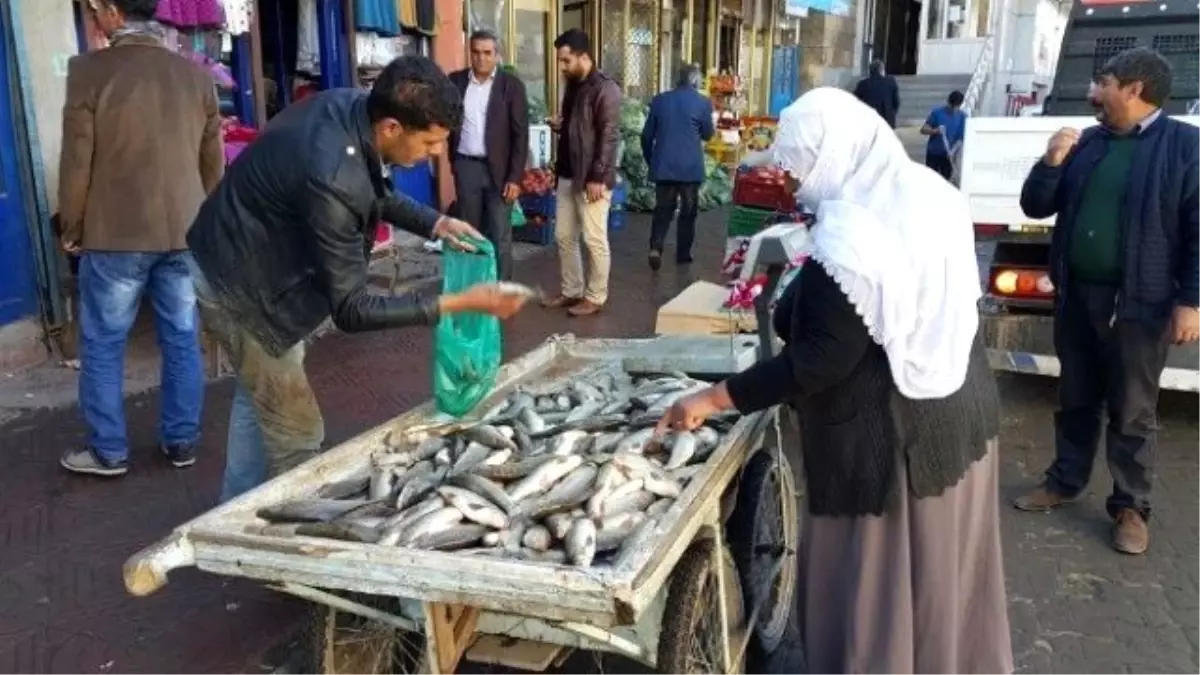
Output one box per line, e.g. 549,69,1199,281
1014,48,1200,555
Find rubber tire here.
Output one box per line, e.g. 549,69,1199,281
657,538,746,674
727,448,799,658
301,592,427,674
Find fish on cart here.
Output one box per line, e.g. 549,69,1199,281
246,371,739,569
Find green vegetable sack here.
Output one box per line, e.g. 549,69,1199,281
433,238,502,417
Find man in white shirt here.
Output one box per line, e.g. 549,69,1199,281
448,30,530,280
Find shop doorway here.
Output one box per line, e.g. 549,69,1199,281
0,5,39,327
868,0,921,75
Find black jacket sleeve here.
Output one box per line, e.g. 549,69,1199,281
378,191,442,240
1019,159,1064,220
507,76,530,186
304,180,440,332
724,263,871,414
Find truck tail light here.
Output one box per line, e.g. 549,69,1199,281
975,223,1007,237
991,267,1055,299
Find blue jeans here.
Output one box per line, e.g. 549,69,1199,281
78,251,204,462
222,382,268,502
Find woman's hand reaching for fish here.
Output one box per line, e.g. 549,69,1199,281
654,383,736,437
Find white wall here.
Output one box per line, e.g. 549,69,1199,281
12,0,80,213
994,0,1066,95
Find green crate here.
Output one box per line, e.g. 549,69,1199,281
727,205,776,238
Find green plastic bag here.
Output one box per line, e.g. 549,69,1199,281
433,238,502,417
510,204,527,228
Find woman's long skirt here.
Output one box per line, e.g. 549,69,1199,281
798,439,1013,674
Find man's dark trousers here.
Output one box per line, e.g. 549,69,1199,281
1047,281,1169,518
453,155,513,280
925,151,953,181
649,181,700,263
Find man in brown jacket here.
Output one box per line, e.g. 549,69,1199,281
57,0,224,477
543,29,621,317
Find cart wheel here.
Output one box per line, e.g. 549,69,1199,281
657,538,747,674
727,449,799,656
302,592,428,674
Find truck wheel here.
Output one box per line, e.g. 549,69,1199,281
657,538,746,673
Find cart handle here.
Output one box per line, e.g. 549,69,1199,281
123,531,196,596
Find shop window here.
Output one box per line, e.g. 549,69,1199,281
925,0,944,39
626,0,659,100
468,0,512,44
970,0,991,37
692,0,710,69
601,0,627,85
718,18,739,73
513,0,552,119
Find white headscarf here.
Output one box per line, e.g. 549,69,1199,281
773,87,981,399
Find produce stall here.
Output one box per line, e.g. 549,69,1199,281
124,334,798,674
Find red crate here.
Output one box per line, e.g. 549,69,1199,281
732,177,795,212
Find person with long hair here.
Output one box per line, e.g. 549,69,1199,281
655,88,1013,673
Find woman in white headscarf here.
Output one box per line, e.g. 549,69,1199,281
655,88,1013,673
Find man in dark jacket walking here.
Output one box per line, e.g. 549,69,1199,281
448,30,529,281
852,60,900,128
542,29,621,317
186,57,532,501
1013,48,1199,555
641,64,715,270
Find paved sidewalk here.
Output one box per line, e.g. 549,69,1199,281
0,209,1196,674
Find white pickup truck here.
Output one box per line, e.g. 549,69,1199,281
960,115,1200,392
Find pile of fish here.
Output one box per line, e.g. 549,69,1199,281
248,370,740,568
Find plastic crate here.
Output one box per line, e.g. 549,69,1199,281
608,209,626,232
519,192,557,218
732,176,796,212
515,218,555,245
727,206,776,238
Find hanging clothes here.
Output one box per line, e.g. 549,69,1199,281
355,0,401,36
297,0,322,76
414,0,436,36
220,0,253,35
156,0,226,28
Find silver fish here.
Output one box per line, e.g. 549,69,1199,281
391,460,434,497
598,397,632,415
472,453,555,481
434,448,453,466
550,430,589,456
449,441,492,477
481,448,513,466
522,524,552,551
554,394,572,411
374,435,446,468
256,499,368,524
665,431,697,470
564,401,604,424
495,425,515,439
437,486,509,530
646,498,674,519
369,466,396,501
614,516,659,565
616,428,656,455
480,398,510,421
503,520,528,552
670,464,705,483
506,454,584,502
447,473,515,514
409,523,489,551
518,406,547,434
511,424,536,455
642,467,682,498
612,452,657,480
464,424,519,452
395,467,446,510
378,497,445,545
565,518,598,567
482,530,505,547
572,380,605,403
592,432,626,454
535,396,557,413
596,513,647,552
269,521,383,543
594,463,626,494
399,506,464,546
647,385,708,415
316,476,370,500
694,426,720,449
513,464,599,520
597,489,656,519
588,479,643,518
545,512,575,540
540,411,571,425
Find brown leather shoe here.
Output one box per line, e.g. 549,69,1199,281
541,294,581,309
1012,485,1074,512
567,299,603,316
1112,508,1149,554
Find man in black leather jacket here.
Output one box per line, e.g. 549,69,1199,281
186,56,530,501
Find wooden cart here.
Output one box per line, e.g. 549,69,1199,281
124,334,798,674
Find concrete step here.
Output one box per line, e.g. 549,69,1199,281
895,74,972,126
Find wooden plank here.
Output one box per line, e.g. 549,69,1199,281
655,281,757,336
466,635,564,671
424,602,479,674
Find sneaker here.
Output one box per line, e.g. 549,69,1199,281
161,443,197,468
61,447,128,477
